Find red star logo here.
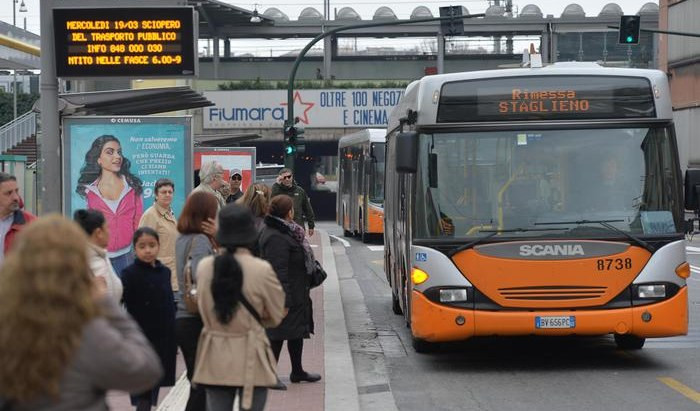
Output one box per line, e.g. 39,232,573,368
280,91,315,125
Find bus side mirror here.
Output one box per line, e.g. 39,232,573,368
684,169,700,211
395,132,418,173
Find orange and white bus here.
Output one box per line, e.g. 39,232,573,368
337,129,385,243
385,63,689,352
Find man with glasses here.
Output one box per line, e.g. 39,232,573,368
272,168,316,237
226,168,244,204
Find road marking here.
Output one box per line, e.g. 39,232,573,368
686,246,700,252
658,377,700,404
367,245,384,252
371,259,383,266
329,235,350,247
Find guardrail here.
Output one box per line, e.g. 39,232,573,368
0,111,37,154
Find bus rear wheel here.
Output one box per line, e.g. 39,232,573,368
412,336,438,353
614,334,645,350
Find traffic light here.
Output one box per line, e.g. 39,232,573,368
294,124,306,154
283,125,297,156
619,15,641,45
439,6,464,36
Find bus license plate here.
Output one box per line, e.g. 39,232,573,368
535,316,576,329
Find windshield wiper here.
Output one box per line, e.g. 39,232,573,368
447,227,568,257
534,219,655,253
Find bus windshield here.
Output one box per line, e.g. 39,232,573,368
414,126,683,239
370,142,385,204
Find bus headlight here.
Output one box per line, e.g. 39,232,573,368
637,284,666,298
439,289,468,303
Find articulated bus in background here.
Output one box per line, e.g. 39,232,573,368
337,129,386,243
385,62,691,352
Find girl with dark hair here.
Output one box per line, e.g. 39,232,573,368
76,135,144,277
192,203,284,411
121,227,177,411
259,194,321,390
174,191,219,411
73,208,123,303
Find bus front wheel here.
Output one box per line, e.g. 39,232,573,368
392,292,403,315
614,334,645,350
412,336,438,353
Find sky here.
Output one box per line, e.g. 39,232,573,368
4,1,657,35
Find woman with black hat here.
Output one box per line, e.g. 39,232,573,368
191,203,285,411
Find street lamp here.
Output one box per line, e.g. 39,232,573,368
282,12,485,171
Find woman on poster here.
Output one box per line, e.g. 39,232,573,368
77,135,144,277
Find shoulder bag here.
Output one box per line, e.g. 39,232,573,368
310,260,327,289
182,237,199,314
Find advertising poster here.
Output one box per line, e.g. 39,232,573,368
194,147,256,193
63,116,192,271
203,89,403,129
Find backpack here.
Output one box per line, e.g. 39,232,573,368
183,237,199,314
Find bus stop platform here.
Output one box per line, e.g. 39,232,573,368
106,229,359,411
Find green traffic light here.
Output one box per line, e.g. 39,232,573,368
285,145,296,155
626,36,634,43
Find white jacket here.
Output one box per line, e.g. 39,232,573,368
87,243,123,303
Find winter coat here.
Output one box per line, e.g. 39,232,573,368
259,215,314,340
86,243,123,303
271,182,315,229
2,209,36,255
192,250,285,409
121,259,177,387
175,233,215,319
138,203,178,291
1,297,162,411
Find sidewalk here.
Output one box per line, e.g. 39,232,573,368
106,229,358,411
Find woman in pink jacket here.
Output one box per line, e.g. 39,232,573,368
77,135,143,277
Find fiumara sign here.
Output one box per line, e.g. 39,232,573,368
203,89,403,129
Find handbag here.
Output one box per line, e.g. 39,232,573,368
310,259,327,288
182,237,199,314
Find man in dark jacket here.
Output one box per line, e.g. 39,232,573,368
0,172,36,264
271,168,315,236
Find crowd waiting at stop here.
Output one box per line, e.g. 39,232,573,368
0,161,320,411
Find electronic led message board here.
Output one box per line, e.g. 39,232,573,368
53,7,196,77
437,76,656,122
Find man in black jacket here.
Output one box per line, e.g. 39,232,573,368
271,168,315,236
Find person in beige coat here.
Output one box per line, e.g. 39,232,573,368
138,178,178,292
193,203,285,411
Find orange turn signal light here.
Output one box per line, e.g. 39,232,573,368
675,262,690,279
411,267,429,285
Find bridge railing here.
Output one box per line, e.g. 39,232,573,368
0,111,37,154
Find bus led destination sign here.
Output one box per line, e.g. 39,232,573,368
437,76,656,122
498,89,590,114
53,7,196,77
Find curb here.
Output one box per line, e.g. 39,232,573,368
320,229,361,411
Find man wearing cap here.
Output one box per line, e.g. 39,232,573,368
226,168,244,204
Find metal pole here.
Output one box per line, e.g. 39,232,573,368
284,13,485,172
39,0,61,213
12,0,16,121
